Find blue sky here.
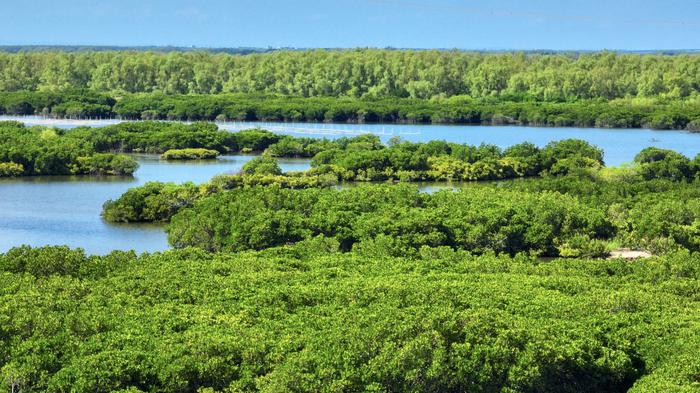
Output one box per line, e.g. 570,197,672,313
3,0,700,50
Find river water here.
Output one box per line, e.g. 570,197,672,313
0,117,698,254
0,155,311,255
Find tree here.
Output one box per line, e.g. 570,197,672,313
635,147,694,181
241,156,282,176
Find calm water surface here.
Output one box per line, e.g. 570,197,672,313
0,155,310,254
1,117,698,254
220,122,700,166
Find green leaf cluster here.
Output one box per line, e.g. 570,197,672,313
2,245,700,392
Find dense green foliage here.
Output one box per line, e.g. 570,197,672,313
0,121,327,175
492,175,700,254
73,153,139,176
2,244,700,392
101,137,607,222
0,90,115,117
2,50,700,129
241,156,283,176
164,175,700,257
0,122,138,176
101,182,206,223
2,50,700,100
64,121,237,154
308,137,604,181
161,148,220,160
102,134,698,224
101,171,342,223
107,172,700,255
167,185,615,257
3,91,700,130
634,147,697,182
3,50,700,392
61,122,319,155
115,94,700,130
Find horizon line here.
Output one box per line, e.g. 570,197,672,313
1,44,700,54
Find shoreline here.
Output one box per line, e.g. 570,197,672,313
3,114,699,134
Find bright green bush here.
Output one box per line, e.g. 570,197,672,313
160,148,220,160
240,156,283,176
686,119,700,132
75,153,139,175
0,162,23,176
308,138,604,182
624,197,700,253
102,181,204,223
233,128,280,152
65,121,236,154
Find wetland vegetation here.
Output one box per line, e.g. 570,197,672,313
1,49,699,392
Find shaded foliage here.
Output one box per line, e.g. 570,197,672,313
4,91,700,130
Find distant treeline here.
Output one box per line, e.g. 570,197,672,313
2,91,700,130
1,50,700,100
0,45,276,54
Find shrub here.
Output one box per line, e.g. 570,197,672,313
102,181,202,223
241,156,283,176
160,148,220,160
0,162,24,176
634,147,694,181
75,154,139,176
686,119,700,132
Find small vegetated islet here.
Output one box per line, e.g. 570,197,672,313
0,121,138,176
161,148,220,160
